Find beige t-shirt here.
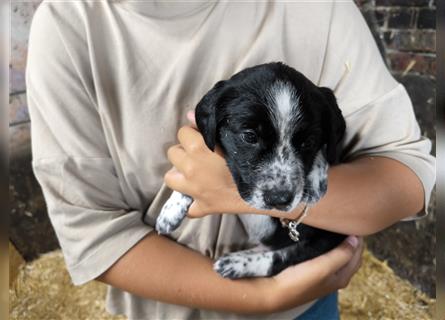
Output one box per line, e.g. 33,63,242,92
26,1,435,319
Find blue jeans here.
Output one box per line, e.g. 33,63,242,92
295,292,340,320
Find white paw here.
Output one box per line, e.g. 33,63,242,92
155,192,192,235
214,254,248,279
213,252,273,279
155,213,182,235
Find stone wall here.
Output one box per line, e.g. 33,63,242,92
10,1,436,297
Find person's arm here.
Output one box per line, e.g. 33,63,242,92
164,124,424,237
300,156,424,235
97,232,363,314
163,1,435,237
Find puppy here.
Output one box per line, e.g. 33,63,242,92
154,62,346,279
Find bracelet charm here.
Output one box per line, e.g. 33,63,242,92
280,205,309,242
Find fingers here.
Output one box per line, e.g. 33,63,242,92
164,168,192,196
177,126,207,153
187,201,208,218
274,236,359,285
333,237,364,288
186,110,197,128
177,124,223,155
349,238,364,273
186,110,224,156
313,235,360,278
269,237,361,310
164,168,208,219
349,237,364,271
164,167,205,218
167,145,188,173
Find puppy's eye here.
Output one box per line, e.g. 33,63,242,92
241,130,258,144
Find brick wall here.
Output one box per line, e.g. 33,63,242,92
355,0,436,297
357,0,436,79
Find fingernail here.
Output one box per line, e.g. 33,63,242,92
346,236,358,248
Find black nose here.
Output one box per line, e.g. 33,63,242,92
265,189,294,210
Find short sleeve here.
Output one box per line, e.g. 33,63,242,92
319,1,435,219
26,3,152,285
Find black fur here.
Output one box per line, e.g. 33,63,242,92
195,62,347,275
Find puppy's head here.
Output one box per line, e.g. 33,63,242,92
195,62,345,212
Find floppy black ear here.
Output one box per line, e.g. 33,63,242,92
195,81,227,151
319,87,346,164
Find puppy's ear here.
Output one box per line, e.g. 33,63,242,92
319,87,346,164
195,81,227,151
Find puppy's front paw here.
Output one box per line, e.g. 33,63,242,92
214,254,248,279
214,251,274,279
155,214,181,235
155,192,192,235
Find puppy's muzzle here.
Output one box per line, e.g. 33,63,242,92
263,188,294,210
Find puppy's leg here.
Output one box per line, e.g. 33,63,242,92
214,227,345,279
213,243,301,279
155,191,192,235
213,247,277,279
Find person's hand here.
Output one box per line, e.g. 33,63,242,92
258,235,364,313
164,111,246,217
164,111,307,219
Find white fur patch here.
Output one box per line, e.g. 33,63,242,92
303,150,328,204
245,81,305,212
238,214,276,242
269,81,302,129
155,191,192,234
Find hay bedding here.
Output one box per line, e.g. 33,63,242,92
338,249,435,320
10,249,435,320
10,251,124,320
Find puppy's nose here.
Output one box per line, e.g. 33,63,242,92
265,189,294,210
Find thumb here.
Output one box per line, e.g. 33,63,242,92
314,236,359,276
187,201,208,218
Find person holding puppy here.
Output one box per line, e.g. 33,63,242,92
27,1,435,319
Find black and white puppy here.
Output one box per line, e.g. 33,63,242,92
155,62,346,279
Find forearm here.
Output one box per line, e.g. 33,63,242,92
257,156,424,236
304,156,424,235
97,232,270,314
